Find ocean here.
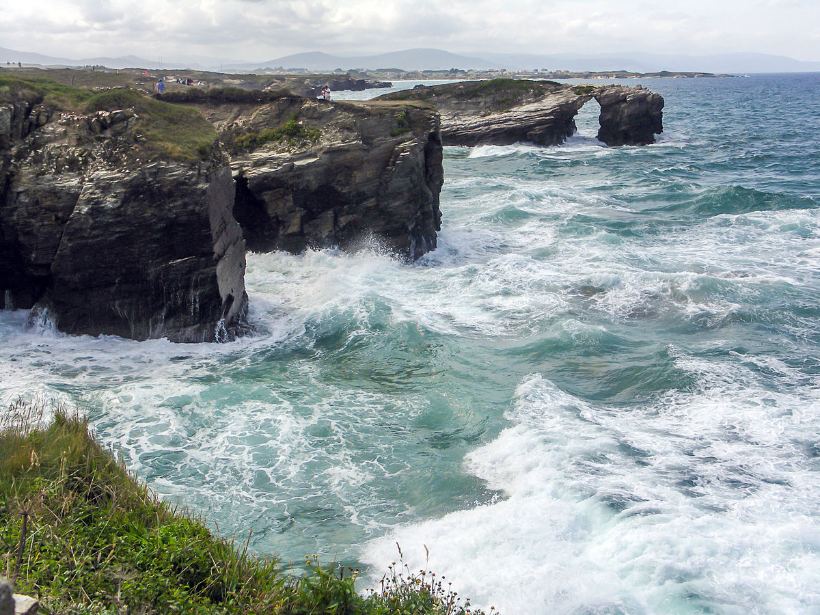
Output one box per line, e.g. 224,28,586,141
1,74,819,613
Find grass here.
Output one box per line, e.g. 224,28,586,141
572,85,597,96
390,110,412,137
84,88,217,160
233,117,322,151
0,75,217,160
450,78,555,99
377,78,566,112
0,74,94,109
1,399,489,614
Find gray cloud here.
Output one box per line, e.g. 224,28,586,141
1,0,818,62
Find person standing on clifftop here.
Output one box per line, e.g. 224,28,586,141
321,85,331,101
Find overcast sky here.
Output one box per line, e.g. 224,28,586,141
2,0,819,62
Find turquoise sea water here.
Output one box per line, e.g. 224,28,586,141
1,74,819,613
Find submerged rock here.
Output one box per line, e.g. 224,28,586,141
377,79,664,147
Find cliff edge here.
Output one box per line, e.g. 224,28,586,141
173,89,444,260
0,78,247,341
1,77,445,341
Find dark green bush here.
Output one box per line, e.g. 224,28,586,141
156,87,293,105
234,117,321,150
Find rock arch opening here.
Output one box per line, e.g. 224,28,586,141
574,97,603,142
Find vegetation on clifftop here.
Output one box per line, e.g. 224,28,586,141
84,88,217,160
0,75,217,161
156,86,293,105
233,117,322,151
449,78,560,99
0,74,94,108
1,399,488,614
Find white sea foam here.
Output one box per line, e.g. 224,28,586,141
1,78,818,611
363,369,820,614
468,144,543,158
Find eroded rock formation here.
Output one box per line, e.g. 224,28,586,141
377,79,664,147
1,79,445,341
220,97,443,260
595,86,664,146
0,86,247,342
302,77,392,98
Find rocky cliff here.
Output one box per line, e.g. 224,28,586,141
377,79,664,147
595,85,664,146
1,77,445,341
0,80,247,341
218,97,443,260
301,76,392,98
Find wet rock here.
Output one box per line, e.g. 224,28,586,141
46,159,247,341
228,97,443,260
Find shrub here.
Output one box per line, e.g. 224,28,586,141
233,117,321,151
390,110,412,137
157,87,293,105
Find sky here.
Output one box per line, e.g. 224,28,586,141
1,0,819,62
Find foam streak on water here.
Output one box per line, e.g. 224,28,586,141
2,75,819,612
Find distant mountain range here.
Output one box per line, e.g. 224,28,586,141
2,45,819,74
231,49,496,71
0,46,177,70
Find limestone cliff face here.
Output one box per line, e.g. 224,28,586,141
0,89,247,342
226,98,443,260
377,79,664,147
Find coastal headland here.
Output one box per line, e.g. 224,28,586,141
1,68,662,342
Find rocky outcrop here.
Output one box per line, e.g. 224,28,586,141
1,85,247,342
304,77,392,98
224,97,443,260
2,78,446,341
257,75,392,98
377,79,664,147
595,86,664,146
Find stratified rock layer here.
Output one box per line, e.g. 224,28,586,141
0,88,247,342
377,79,664,147
595,86,665,146
225,97,443,260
